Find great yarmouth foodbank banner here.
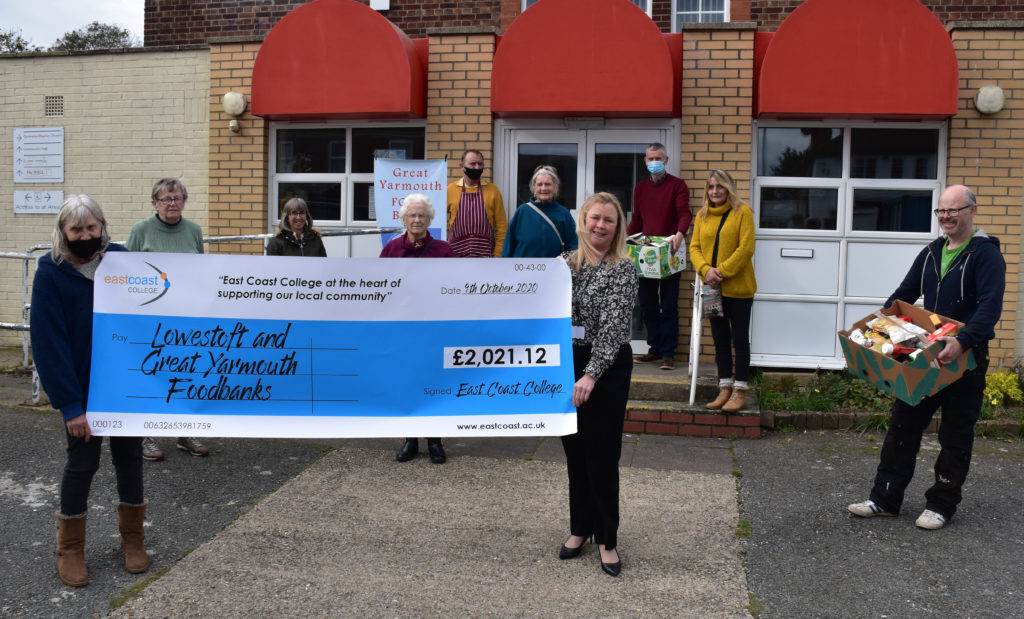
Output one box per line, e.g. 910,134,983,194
87,253,575,438
373,158,447,246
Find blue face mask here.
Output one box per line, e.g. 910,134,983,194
646,161,666,176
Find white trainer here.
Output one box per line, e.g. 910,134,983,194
915,509,948,530
848,500,895,518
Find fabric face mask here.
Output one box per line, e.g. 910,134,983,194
464,167,484,181
68,236,103,260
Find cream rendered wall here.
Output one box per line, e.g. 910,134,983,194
0,48,209,347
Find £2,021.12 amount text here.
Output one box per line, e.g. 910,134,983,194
443,345,557,369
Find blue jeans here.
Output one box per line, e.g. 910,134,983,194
61,432,144,516
638,272,681,358
869,357,987,519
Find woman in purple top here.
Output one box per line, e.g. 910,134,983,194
379,193,454,463
379,193,456,259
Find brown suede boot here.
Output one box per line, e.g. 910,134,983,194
706,387,733,410
722,388,747,412
118,503,150,574
56,515,89,587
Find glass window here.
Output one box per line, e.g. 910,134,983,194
757,127,842,177
275,129,347,173
352,182,374,222
271,124,425,226
593,142,647,221
516,143,579,209
851,189,932,233
352,127,426,173
526,0,648,10
759,187,839,230
675,0,726,28
850,128,939,179
277,183,342,221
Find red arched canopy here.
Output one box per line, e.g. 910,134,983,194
492,0,681,117
756,0,958,119
252,0,426,120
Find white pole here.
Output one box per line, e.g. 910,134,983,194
688,273,702,405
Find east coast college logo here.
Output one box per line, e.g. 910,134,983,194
141,262,171,306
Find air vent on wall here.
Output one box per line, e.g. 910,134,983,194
45,95,64,117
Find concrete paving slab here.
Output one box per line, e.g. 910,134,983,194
110,447,750,618
628,434,734,475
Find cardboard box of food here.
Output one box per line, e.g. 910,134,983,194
837,299,976,406
626,234,686,279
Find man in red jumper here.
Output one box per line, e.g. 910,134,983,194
627,143,692,370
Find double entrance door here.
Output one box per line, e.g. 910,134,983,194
494,120,681,352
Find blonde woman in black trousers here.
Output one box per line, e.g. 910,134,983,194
557,192,638,577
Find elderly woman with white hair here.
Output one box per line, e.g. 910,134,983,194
379,193,455,463
31,194,149,587
502,165,578,258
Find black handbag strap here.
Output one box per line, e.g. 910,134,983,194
710,210,730,267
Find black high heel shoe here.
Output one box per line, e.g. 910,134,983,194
558,535,590,560
600,548,621,577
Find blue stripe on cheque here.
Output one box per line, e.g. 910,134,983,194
88,312,575,418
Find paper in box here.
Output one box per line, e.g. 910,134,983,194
626,234,686,279
837,300,976,406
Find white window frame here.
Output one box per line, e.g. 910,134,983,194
524,0,651,16
268,120,426,230
672,0,730,30
752,120,947,241
749,119,948,369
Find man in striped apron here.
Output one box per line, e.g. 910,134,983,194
446,150,508,257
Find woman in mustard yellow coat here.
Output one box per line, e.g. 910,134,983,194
689,169,756,412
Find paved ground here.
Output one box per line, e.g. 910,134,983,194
734,430,1024,618
2,357,1022,618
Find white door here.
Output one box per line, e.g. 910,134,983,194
495,120,680,353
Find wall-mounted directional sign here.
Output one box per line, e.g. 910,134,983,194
14,127,64,183
14,190,64,214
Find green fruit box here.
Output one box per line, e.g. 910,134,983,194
626,234,686,279
837,299,976,405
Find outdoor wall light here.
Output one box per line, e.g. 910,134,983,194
222,91,248,132
974,85,1005,115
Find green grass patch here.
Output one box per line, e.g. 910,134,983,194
746,592,764,616
735,519,752,538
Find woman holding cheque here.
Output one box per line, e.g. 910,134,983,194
558,192,638,577
380,193,455,464
31,195,149,587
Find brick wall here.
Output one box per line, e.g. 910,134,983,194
750,1,1024,32
679,25,756,363
0,49,209,346
425,31,498,192
145,0,512,45
949,24,1024,365
208,42,267,255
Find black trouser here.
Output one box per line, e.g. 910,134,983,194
561,344,633,550
638,272,681,359
708,296,753,382
61,432,144,516
869,357,987,519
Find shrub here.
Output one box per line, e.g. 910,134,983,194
984,371,1024,408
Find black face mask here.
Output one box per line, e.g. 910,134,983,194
463,167,484,181
67,236,104,260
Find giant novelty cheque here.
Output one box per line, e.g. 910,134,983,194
87,253,576,438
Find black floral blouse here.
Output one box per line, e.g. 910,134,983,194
562,251,639,380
